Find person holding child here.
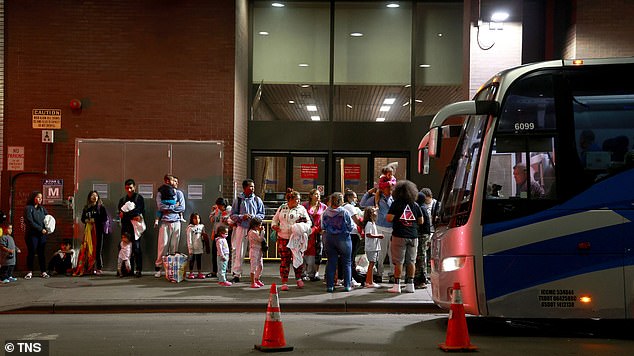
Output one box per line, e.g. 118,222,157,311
208,197,232,278
247,217,266,288
1,224,20,283
118,179,145,277
216,225,232,287
186,213,206,279
155,173,186,277
118,232,132,277
363,207,383,288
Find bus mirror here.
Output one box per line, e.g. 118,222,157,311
418,147,430,175
428,127,440,158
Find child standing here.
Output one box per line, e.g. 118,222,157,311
1,225,20,283
363,207,384,288
216,225,232,286
47,239,74,276
248,217,265,288
118,232,132,277
186,213,206,279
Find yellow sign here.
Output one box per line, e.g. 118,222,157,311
32,109,62,129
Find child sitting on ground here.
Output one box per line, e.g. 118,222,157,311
118,232,132,277
248,217,266,288
47,239,74,276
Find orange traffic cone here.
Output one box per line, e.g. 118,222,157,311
254,283,294,352
439,282,478,352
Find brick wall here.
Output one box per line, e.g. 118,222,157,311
2,0,236,263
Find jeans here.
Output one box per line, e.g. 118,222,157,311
324,233,352,289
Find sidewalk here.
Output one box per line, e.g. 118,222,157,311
0,263,440,314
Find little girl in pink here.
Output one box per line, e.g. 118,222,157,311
248,217,265,288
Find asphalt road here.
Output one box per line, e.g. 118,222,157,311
2,313,634,355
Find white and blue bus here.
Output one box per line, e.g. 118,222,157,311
420,58,634,319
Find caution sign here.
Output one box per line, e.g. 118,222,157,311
7,146,25,171
32,109,62,129
42,179,64,205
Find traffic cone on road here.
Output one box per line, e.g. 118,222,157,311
439,282,478,352
254,283,294,352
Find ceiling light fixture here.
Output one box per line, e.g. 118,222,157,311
350,32,364,37
311,116,321,121
376,117,386,122
346,104,353,109
288,100,295,104
298,63,310,67
386,3,400,8
300,84,310,88
383,98,396,105
437,33,443,37
258,31,270,36
415,99,423,103
306,105,318,111
402,101,410,106
418,64,431,68
379,106,390,112
271,2,285,8
491,11,509,22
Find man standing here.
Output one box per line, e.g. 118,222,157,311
154,174,186,277
230,179,265,283
415,187,437,288
117,179,145,277
360,181,395,283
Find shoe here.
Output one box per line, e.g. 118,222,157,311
335,279,343,286
187,272,196,279
310,276,321,282
415,283,427,289
388,275,396,283
256,280,264,287
94,270,103,276
302,276,310,281
344,286,352,292
281,284,289,291
251,283,261,288
326,287,334,293
206,272,217,278
8,277,17,282
365,282,381,289
387,284,401,293
373,275,382,284
154,271,162,278
1,279,9,284
351,279,361,288
197,273,205,279
24,272,33,280
231,276,240,283
403,283,415,293
41,272,50,279
135,272,142,278
296,279,304,289
218,281,232,287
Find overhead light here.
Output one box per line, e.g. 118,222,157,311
402,101,410,107
383,98,396,105
350,32,364,37
310,116,321,121
437,33,443,37
288,100,295,104
418,64,431,68
306,105,318,111
489,22,504,30
258,31,270,36
300,84,310,88
298,63,310,67
346,104,353,109
271,2,285,8
386,3,400,8
491,11,509,22
379,106,391,112
376,117,386,122
404,84,411,88
415,99,423,103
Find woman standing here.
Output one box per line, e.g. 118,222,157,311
321,192,354,292
342,189,364,287
74,190,108,276
302,188,327,281
24,191,50,279
271,188,312,291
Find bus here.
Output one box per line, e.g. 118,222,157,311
419,58,634,319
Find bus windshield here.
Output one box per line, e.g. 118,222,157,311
438,85,497,227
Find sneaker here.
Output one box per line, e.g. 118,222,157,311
256,280,265,287
24,272,33,280
135,272,143,278
387,284,401,293
344,286,352,292
373,275,382,284
310,276,321,282
8,277,18,282
415,283,427,289
250,283,261,288
1,279,9,284
351,279,361,288
403,283,415,293
365,282,381,289
388,275,396,284
187,272,196,279
206,272,217,278
94,270,103,276
197,273,205,279
231,276,240,283
219,281,232,287
281,284,289,291
154,271,162,278
335,279,343,286
41,272,50,279
302,276,310,281
296,279,304,289
326,287,334,293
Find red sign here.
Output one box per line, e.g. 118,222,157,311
301,164,319,179
344,164,361,179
